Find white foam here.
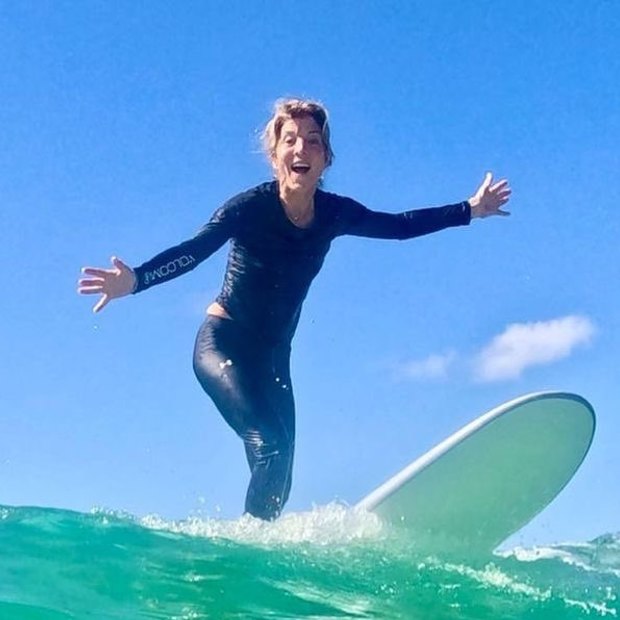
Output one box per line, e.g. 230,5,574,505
499,537,620,578
499,545,580,565
456,561,618,619
443,561,551,601
139,502,384,547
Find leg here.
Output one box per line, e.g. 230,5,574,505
192,317,296,520
243,340,295,518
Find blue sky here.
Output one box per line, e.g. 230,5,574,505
1,1,618,547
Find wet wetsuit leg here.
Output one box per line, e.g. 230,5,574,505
192,315,295,520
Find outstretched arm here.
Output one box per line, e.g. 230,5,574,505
77,198,240,313
338,171,511,240
468,172,512,219
78,256,137,313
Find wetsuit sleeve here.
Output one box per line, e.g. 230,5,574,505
338,199,471,240
132,203,239,293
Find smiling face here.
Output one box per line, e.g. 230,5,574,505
271,116,327,194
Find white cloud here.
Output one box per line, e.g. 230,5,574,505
472,315,596,382
396,351,457,381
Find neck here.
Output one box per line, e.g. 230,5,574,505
278,183,316,216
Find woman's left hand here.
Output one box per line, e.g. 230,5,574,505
468,172,512,219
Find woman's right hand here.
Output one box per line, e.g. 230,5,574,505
78,256,137,313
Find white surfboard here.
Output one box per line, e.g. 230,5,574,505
356,392,595,555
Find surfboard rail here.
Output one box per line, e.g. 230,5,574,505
356,391,596,554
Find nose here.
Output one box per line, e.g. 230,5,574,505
293,137,307,154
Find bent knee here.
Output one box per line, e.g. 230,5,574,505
193,349,234,383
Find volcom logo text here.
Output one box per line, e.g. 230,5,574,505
144,255,196,285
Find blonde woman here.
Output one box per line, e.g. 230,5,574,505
78,98,511,520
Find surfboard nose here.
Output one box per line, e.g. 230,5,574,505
356,392,596,555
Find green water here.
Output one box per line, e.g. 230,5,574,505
0,504,617,619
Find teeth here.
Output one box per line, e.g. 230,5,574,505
292,163,310,172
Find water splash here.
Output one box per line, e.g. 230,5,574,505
139,501,384,546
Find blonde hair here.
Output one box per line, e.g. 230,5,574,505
261,98,334,168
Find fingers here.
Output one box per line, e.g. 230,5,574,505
111,256,130,272
490,179,509,192
77,272,107,297
78,255,134,313
81,266,114,277
472,172,512,219
489,178,512,207
93,294,110,313
78,276,104,287
77,276,103,296
494,189,511,202
81,257,128,278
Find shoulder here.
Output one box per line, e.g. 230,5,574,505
222,181,277,210
316,188,369,224
212,181,277,222
318,188,367,209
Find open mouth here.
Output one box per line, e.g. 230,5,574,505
291,162,311,174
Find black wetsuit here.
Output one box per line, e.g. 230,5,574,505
133,181,471,520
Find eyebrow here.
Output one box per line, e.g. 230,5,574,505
282,129,322,136
280,129,323,140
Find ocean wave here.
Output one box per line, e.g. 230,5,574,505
1,504,618,619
